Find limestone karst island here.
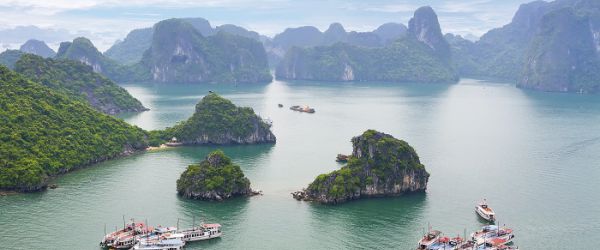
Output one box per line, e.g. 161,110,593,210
1,0,599,249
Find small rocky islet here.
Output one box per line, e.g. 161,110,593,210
176,150,259,201
157,92,276,145
293,130,429,204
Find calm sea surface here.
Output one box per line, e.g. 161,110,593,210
1,79,600,249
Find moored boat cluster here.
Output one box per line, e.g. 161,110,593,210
417,199,518,250
100,219,222,250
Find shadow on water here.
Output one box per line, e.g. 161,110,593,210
306,193,428,249
169,143,274,163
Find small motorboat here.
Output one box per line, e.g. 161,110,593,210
278,104,283,108
475,199,496,222
417,230,442,249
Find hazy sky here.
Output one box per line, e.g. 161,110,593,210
0,0,535,51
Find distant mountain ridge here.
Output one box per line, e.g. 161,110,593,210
104,18,263,66
275,6,457,83
136,19,271,84
19,39,55,58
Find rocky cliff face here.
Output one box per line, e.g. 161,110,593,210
139,19,272,84
165,92,276,145
452,0,600,85
518,7,600,93
408,6,451,61
177,150,255,201
19,39,55,58
56,37,124,79
292,130,429,204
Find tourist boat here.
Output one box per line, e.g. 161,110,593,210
290,105,315,113
180,223,223,242
475,238,519,250
471,225,515,245
475,199,496,222
100,220,147,248
425,236,455,250
417,230,442,249
426,236,474,250
133,232,186,250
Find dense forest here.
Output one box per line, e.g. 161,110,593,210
177,150,253,200
0,65,149,191
295,130,429,204
15,54,147,114
159,92,276,144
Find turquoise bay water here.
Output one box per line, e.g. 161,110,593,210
1,79,600,249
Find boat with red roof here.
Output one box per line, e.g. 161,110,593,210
100,220,150,248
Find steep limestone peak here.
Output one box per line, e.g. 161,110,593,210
408,6,451,60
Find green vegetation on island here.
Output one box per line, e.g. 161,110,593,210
0,50,24,69
15,54,147,114
159,92,276,145
56,37,127,80
176,150,254,200
0,65,149,191
293,130,429,204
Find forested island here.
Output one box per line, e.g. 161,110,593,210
0,65,149,191
0,65,275,191
177,150,256,201
293,130,429,204
15,54,147,115
158,92,276,145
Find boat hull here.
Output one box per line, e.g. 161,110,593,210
476,206,495,222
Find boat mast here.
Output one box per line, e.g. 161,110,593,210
122,215,126,230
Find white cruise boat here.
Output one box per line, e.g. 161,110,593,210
180,223,222,242
133,233,186,250
475,199,496,222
